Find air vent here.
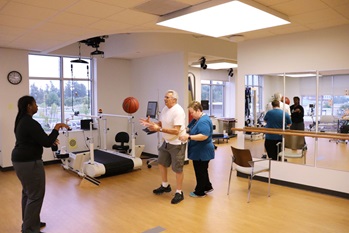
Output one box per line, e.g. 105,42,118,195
133,0,191,16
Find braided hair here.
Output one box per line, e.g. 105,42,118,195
14,95,35,133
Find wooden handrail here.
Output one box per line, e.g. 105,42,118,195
232,127,349,140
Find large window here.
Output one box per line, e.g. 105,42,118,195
201,80,225,117
29,54,93,131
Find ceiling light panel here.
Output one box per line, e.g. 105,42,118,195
191,60,238,70
157,0,290,37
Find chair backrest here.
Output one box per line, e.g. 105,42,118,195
284,135,305,150
115,132,129,146
231,146,252,167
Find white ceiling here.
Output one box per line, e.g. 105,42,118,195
1,0,349,61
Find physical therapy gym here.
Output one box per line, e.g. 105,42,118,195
0,1,349,232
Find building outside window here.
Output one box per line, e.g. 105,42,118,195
201,80,225,117
29,54,93,131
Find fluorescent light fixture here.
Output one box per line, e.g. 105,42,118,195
278,73,317,78
157,0,290,37
191,59,238,70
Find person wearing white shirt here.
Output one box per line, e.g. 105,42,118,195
265,92,291,115
140,90,186,204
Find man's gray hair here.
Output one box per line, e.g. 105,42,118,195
167,90,179,100
273,92,282,101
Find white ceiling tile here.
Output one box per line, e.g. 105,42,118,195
106,9,158,25
65,0,124,18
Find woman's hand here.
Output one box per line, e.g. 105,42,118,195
54,123,70,131
52,139,60,146
179,133,190,142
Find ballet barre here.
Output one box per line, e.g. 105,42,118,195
232,127,349,140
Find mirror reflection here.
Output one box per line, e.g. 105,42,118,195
244,70,349,171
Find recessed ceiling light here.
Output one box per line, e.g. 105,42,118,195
191,59,238,70
157,0,290,37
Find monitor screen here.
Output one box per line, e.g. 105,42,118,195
201,100,209,110
146,101,158,119
80,119,95,130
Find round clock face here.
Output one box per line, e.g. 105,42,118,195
7,71,22,85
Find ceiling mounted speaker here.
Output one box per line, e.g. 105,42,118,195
199,57,207,69
81,35,108,57
228,68,234,77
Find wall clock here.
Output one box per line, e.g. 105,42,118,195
7,71,22,85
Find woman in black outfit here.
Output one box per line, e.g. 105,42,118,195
11,96,69,233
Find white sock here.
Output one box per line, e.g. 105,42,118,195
176,190,182,194
162,182,169,187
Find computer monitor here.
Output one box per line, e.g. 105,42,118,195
80,119,95,130
201,100,209,110
146,101,158,119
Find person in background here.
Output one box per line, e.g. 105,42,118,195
11,95,69,233
290,96,305,130
179,101,215,198
265,92,291,115
139,90,186,204
264,100,292,160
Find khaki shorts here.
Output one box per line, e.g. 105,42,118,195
158,141,186,173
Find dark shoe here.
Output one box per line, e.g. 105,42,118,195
40,222,46,228
171,192,184,204
262,154,267,159
153,184,171,195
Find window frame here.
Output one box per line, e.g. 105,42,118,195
201,80,225,117
29,54,94,131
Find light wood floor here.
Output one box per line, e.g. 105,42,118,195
1,140,349,233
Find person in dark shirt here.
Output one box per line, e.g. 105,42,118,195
11,95,69,233
290,96,305,130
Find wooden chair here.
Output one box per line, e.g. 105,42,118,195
228,146,271,203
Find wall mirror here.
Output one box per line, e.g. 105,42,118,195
244,69,349,172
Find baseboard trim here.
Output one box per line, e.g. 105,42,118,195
237,171,349,199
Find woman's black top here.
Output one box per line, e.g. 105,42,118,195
12,114,59,162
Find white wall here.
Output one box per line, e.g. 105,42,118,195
237,24,349,193
130,52,188,155
95,57,133,149
0,48,29,168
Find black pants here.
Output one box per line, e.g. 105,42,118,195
13,160,45,233
264,139,282,160
290,122,305,130
192,160,213,196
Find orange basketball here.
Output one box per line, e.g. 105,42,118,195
283,96,290,105
122,97,139,114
